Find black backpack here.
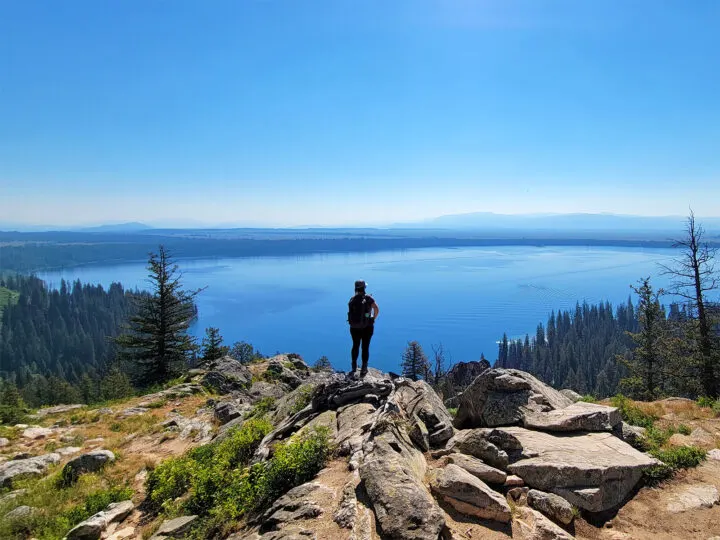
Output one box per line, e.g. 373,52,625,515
348,294,373,329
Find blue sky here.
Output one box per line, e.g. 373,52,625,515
1,1,719,227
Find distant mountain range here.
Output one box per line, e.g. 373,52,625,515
2,213,720,235
402,212,720,233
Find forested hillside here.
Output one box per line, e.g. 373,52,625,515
495,299,639,397
0,275,144,406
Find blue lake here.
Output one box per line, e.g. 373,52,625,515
39,246,677,374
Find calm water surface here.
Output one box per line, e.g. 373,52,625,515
40,246,677,373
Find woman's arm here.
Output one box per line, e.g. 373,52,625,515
372,302,380,320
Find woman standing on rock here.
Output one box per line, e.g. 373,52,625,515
348,280,380,378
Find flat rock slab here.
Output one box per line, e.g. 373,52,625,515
439,453,507,484
430,464,511,523
500,427,658,512
35,404,85,416
151,515,198,538
667,484,720,513
66,500,134,540
523,402,621,432
514,506,574,540
22,426,53,439
0,453,61,488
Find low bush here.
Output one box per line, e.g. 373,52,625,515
677,424,692,436
644,445,707,486
697,396,714,408
246,397,275,418
579,395,597,403
447,407,458,417
146,417,273,514
146,422,331,535
610,394,657,429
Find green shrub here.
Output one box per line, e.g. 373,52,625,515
697,396,715,408
246,397,275,418
146,417,273,514
651,445,706,470
289,386,315,415
677,424,692,436
712,400,720,416
610,394,657,429
447,407,458,417
642,463,675,485
645,425,675,450
62,485,133,525
579,395,597,403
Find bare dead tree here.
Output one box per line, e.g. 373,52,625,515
659,210,719,397
431,343,446,386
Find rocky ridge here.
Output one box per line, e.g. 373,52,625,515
1,357,718,539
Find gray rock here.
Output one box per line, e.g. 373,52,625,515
447,429,509,470
120,407,148,417
35,404,85,416
523,402,621,432
62,450,115,483
260,483,323,533
266,359,303,390
667,484,720,513
4,505,36,520
249,381,288,401
151,515,199,538
514,506,574,540
0,488,27,504
613,422,647,449
454,368,572,429
504,475,525,487
360,421,445,539
66,500,134,540
527,489,575,525
213,401,246,425
57,446,82,456
333,480,358,529
500,427,659,512
439,453,507,484
0,437,8,447
201,356,252,393
395,379,455,447
0,453,61,488
22,426,53,439
408,414,430,452
708,449,720,461
559,389,582,402
429,464,511,523
336,403,377,456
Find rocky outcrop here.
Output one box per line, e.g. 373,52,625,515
523,402,621,432
613,422,647,449
213,400,250,425
437,453,507,484
429,464,511,523
446,429,510,470
0,453,61,488
560,389,582,402
65,500,134,540
443,359,491,405
395,379,455,447
62,450,115,484
149,515,199,539
360,420,445,539
454,369,572,429
260,483,324,534
666,484,720,513
527,489,575,525
22,426,53,439
34,404,85,416
514,506,574,540
497,427,659,512
200,356,252,393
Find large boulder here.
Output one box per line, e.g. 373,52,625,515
429,464,511,523
336,403,376,456
443,359,491,404
360,421,445,539
527,489,575,525
0,453,61,488
395,379,455,447
454,369,572,429
200,356,252,393
437,453,507,484
497,427,659,512
66,500,134,540
514,506,574,540
62,450,116,484
446,430,510,470
523,402,621,432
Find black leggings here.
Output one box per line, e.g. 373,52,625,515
350,326,374,371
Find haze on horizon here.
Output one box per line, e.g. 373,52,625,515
2,1,719,228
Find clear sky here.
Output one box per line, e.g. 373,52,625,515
1,1,719,227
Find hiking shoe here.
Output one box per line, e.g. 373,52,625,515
359,369,368,378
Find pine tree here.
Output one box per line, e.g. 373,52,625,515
229,341,262,364
115,246,202,386
100,366,135,401
201,327,228,363
619,278,667,400
401,341,430,381
314,356,332,371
